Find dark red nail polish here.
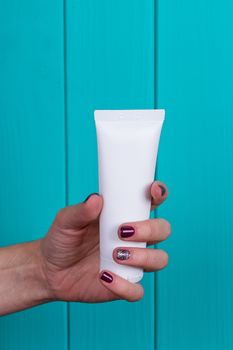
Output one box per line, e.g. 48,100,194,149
120,225,135,238
83,192,99,202
100,271,113,283
158,185,166,196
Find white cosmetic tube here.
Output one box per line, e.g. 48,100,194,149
94,109,165,283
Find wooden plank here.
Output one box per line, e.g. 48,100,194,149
0,1,68,349
65,0,156,348
156,0,233,349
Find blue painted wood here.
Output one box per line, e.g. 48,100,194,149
0,1,67,349
156,0,233,348
65,0,156,348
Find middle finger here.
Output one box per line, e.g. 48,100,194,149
118,218,171,245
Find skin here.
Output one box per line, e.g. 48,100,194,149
0,180,171,316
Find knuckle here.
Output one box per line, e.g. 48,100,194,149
147,221,155,240
165,222,172,237
145,250,153,267
159,218,172,237
127,286,144,302
160,250,169,268
122,286,133,301
55,207,66,225
137,249,149,266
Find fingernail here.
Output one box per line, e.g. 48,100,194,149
116,249,131,260
120,225,135,238
83,192,99,202
158,185,166,196
100,271,113,283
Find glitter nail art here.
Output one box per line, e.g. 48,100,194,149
116,249,131,260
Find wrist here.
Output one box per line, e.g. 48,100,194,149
33,239,55,303
0,240,54,315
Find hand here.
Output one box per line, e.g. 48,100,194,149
40,181,171,303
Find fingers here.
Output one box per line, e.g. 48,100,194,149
54,193,103,230
99,270,144,302
113,247,168,272
118,218,171,245
150,181,169,211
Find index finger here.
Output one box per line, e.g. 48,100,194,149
150,181,169,211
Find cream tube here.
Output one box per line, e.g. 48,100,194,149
94,109,165,283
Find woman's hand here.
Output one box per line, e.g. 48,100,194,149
40,180,171,303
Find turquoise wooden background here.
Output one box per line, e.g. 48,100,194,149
0,0,233,349
156,0,233,349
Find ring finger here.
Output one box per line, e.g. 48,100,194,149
113,247,168,272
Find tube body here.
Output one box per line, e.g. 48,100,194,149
94,109,165,283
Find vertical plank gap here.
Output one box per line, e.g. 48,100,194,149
63,0,70,349
154,0,158,349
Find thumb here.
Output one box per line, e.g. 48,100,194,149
54,193,103,230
